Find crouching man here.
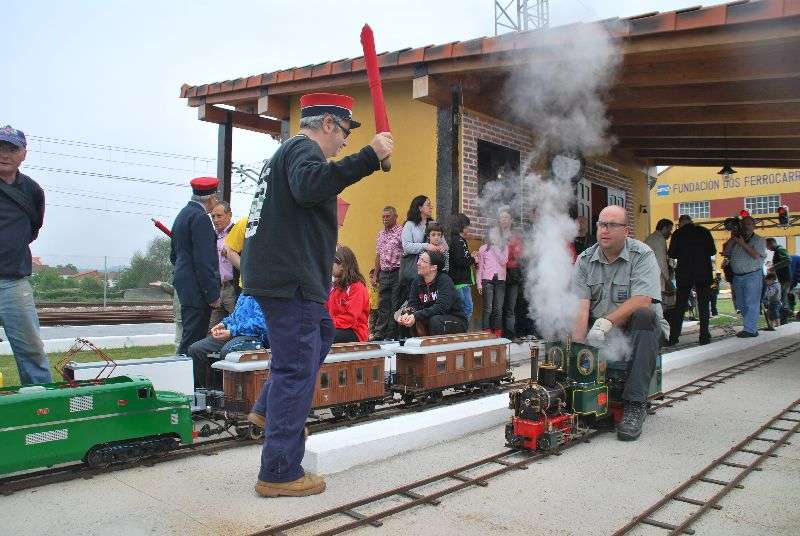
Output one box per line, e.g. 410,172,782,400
571,206,669,441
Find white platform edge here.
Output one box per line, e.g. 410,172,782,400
0,334,175,355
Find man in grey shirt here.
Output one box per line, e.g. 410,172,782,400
571,205,668,441
722,216,766,337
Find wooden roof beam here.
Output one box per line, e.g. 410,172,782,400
611,103,800,125
198,105,282,137
634,149,800,160
608,77,800,109
618,138,800,150
611,123,800,138
650,159,800,169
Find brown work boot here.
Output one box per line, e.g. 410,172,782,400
255,473,326,497
247,412,265,428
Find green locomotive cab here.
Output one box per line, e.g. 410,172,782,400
0,376,193,475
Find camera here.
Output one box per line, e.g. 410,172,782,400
723,216,742,237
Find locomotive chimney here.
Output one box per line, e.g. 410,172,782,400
529,344,539,386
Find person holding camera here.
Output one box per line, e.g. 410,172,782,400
722,216,767,337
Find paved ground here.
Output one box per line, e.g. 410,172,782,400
4,327,799,536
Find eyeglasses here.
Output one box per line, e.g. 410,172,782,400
333,119,351,139
596,221,627,230
333,257,342,264
417,258,431,265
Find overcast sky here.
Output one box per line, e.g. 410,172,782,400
4,0,695,268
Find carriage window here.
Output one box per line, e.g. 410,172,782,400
137,388,149,399
474,351,483,368
320,372,330,389
455,354,465,370
372,365,380,382
491,350,498,364
436,356,447,373
356,367,364,384
338,369,347,386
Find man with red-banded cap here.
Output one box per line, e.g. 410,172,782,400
242,93,393,497
171,177,222,355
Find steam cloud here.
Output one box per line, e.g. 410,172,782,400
477,23,622,342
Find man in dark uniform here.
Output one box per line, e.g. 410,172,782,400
666,214,716,346
170,177,221,355
242,93,393,498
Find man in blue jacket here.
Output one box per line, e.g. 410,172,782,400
171,177,221,355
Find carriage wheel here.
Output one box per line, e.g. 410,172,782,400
402,393,415,406
249,425,264,440
331,406,346,420
85,447,107,468
345,405,361,421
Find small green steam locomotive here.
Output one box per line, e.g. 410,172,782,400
505,340,662,451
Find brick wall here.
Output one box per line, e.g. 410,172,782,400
460,110,535,238
584,161,636,229
460,109,639,237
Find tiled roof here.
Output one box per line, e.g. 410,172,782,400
180,0,800,99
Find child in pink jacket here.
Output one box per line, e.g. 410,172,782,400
475,241,509,336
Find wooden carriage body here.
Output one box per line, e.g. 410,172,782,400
211,342,391,414
391,333,512,396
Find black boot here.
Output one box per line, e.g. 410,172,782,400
617,401,647,441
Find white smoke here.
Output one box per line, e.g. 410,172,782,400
598,329,632,363
477,23,622,341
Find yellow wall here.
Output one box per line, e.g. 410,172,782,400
289,81,439,277
650,166,800,256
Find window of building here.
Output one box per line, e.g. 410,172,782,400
477,140,520,195
338,369,347,387
745,195,780,215
372,365,381,382
455,354,465,370
607,188,626,208
320,372,330,389
678,201,710,220
436,356,447,373
474,351,483,368
356,367,364,384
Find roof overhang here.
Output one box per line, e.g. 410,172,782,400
181,1,800,168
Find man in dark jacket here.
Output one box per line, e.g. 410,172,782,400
766,238,791,324
242,92,393,498
0,125,51,385
666,214,716,345
398,250,467,335
170,177,221,355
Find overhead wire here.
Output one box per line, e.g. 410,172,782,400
27,148,211,173
27,135,216,162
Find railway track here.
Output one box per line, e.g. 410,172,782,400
2,341,795,501
246,340,800,536
613,397,800,536
36,308,173,326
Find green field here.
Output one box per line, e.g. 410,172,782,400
0,344,177,387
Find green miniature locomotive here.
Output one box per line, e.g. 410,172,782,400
506,340,662,450
0,376,193,475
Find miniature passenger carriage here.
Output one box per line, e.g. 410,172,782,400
391,332,513,405
506,340,663,451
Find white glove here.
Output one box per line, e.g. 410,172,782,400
587,318,613,345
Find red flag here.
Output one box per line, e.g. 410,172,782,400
151,218,172,238
360,24,392,171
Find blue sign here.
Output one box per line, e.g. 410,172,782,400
656,184,670,197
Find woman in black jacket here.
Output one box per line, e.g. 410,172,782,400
397,250,467,336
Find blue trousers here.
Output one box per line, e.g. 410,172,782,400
732,271,763,334
253,291,333,483
457,286,473,323
0,277,52,385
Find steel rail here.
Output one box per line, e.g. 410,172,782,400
613,397,800,536
251,432,598,536
245,341,799,536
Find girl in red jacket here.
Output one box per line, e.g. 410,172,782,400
327,245,370,342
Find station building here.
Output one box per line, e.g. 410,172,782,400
179,1,800,291
651,166,800,259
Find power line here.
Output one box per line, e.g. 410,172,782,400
43,187,184,211
28,135,216,162
27,148,210,173
37,182,187,206
46,202,172,219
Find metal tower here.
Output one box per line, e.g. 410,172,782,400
494,0,549,35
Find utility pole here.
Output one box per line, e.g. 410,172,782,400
103,255,108,309
495,0,549,35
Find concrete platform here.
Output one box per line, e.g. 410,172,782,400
4,328,800,535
